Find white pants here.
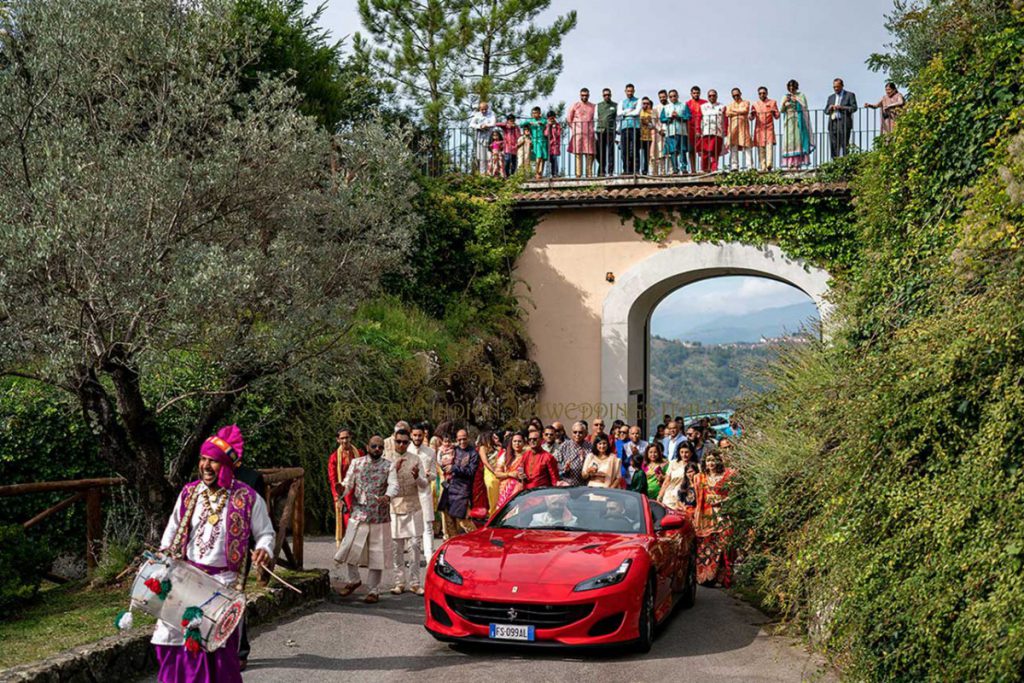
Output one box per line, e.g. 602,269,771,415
422,528,433,560
345,563,382,594
730,146,753,170
757,144,775,170
392,536,423,587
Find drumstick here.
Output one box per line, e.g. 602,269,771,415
254,562,303,594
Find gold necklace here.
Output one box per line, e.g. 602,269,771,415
201,487,229,526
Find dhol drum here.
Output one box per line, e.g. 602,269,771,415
130,552,246,651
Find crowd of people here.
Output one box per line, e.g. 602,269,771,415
467,78,905,179
328,414,744,603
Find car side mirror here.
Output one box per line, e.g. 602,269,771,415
657,514,685,532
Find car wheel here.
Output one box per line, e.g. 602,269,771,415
680,547,697,609
635,579,655,654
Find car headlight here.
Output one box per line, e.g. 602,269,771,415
433,549,463,585
573,558,632,592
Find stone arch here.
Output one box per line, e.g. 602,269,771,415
600,241,831,420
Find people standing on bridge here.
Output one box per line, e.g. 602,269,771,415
639,97,655,175
544,111,563,177
780,79,814,167
750,86,780,171
516,121,531,171
649,90,669,175
699,90,728,172
582,434,621,488
335,435,398,603
566,88,596,177
408,423,437,558
662,420,685,461
686,86,707,172
619,84,641,174
497,114,520,177
525,106,549,180
328,427,362,548
555,422,588,486
865,81,905,135
726,88,754,171
388,429,428,596
693,449,736,587
437,429,479,538
596,88,618,176
468,101,496,174
826,78,857,159
661,89,691,174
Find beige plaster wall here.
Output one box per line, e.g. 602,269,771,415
514,208,692,423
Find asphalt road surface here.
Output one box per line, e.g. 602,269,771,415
146,537,835,682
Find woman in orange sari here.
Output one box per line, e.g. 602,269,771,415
692,450,736,587
495,432,527,508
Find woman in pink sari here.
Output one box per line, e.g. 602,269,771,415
495,432,527,508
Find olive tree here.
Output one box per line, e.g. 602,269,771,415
0,0,419,538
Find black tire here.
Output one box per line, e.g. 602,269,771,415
680,547,697,609
635,579,655,654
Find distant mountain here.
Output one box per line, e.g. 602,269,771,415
653,301,819,345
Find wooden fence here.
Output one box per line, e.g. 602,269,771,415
0,467,305,578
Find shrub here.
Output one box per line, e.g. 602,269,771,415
0,524,50,613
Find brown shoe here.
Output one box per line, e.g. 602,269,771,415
363,592,380,604
336,580,361,597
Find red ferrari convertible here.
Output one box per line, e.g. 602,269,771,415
424,486,697,652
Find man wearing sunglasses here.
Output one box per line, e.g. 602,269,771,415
334,435,399,603
388,429,429,596
517,431,559,490
554,421,589,487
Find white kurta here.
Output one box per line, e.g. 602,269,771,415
151,482,275,646
333,456,399,571
390,452,429,539
409,443,437,523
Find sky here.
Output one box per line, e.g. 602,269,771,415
313,0,894,339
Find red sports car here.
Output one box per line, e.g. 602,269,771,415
424,486,697,652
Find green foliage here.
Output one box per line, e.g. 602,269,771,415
388,173,537,319
729,7,1024,681
234,0,395,130
462,0,577,114
648,337,789,415
0,524,49,612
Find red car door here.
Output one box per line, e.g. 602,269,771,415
647,500,683,613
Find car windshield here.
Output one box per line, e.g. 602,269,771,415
490,487,646,534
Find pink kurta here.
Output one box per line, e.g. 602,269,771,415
566,100,596,155
751,99,779,146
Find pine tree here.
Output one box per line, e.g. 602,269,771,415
462,0,576,115
355,0,469,134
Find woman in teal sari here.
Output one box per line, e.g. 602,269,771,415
780,79,814,167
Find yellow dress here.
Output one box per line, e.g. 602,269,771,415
483,451,502,514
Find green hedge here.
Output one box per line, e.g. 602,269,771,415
729,8,1024,681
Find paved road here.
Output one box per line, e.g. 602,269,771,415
148,537,834,682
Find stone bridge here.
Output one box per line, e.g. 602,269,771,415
511,177,847,427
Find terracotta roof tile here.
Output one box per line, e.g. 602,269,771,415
511,180,850,209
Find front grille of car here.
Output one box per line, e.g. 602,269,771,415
446,596,594,628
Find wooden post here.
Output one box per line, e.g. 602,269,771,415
293,476,304,570
85,487,103,572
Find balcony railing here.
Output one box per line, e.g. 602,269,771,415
423,107,882,178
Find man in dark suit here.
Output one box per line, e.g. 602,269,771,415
233,464,268,671
826,78,857,159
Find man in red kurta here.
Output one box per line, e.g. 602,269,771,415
686,86,707,172
328,428,363,547
517,433,560,489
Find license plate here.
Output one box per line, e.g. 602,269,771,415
489,623,535,641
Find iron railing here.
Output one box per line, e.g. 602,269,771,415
423,107,882,178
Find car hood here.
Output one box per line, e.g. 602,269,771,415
442,527,647,587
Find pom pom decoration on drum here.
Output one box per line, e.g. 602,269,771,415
125,551,246,652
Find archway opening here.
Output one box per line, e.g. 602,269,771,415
645,275,820,435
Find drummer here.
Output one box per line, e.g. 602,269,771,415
153,424,275,683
